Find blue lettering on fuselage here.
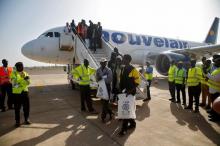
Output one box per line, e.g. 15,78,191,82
142,36,152,46
102,31,189,49
170,40,179,48
111,32,126,44
128,34,141,45
102,31,109,42
154,37,164,47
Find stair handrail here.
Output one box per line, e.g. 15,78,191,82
72,32,100,68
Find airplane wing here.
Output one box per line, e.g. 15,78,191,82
171,44,220,58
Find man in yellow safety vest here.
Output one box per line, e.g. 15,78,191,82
206,55,220,121
174,61,186,105
185,60,202,112
143,61,153,101
168,60,177,102
72,59,97,114
10,62,31,127
200,59,211,109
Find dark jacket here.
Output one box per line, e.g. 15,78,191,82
120,65,140,95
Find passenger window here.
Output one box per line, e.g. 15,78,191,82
45,32,53,37
55,32,60,38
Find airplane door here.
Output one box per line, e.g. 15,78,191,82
59,33,74,51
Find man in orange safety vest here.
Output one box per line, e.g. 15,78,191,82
0,59,13,112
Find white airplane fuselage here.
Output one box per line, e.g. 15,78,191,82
21,17,220,75
21,27,205,65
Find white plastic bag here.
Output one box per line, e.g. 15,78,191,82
96,79,109,100
118,94,136,119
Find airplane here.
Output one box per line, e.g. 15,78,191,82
22,17,220,76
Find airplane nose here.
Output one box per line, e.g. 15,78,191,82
21,41,33,58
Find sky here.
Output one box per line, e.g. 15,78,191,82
0,0,220,67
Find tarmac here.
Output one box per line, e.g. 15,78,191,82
0,68,220,146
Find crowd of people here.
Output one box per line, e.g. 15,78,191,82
71,52,220,135
64,19,102,53
168,55,220,122
72,51,141,136
1,53,220,136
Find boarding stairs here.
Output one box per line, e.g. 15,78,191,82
63,32,147,100
87,48,109,66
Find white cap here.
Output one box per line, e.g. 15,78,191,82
100,58,107,62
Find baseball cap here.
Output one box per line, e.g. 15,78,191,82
100,58,107,62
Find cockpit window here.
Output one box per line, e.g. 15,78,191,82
54,32,60,38
45,32,53,37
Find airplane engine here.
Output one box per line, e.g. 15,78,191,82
155,52,190,76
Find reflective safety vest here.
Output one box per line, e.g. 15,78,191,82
208,68,220,92
175,68,185,84
72,64,96,85
187,67,202,87
0,67,13,85
144,73,153,80
10,71,30,94
168,65,176,82
144,66,153,80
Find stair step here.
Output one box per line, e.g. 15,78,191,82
93,56,107,58
94,56,108,59
93,52,106,55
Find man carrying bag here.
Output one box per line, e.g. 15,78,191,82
96,58,113,122
118,54,140,136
